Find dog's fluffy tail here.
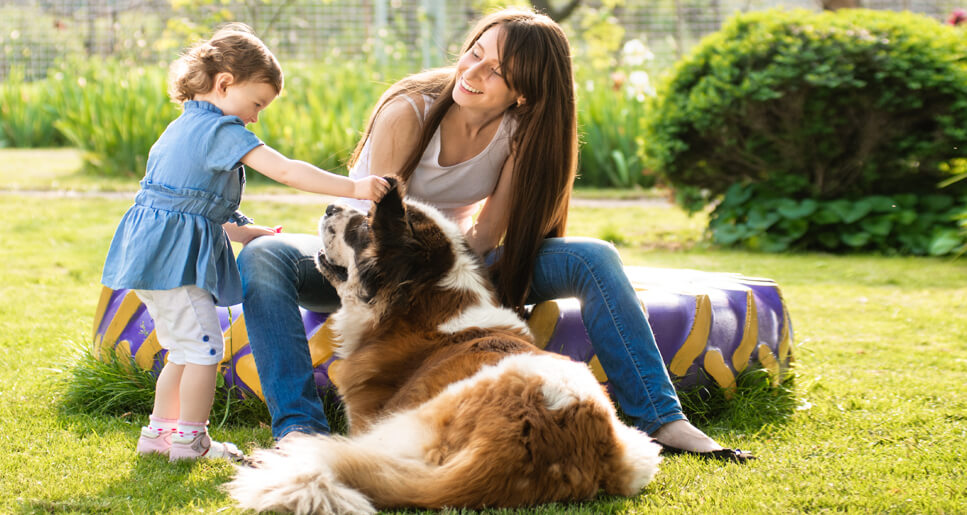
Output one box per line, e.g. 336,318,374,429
227,418,659,515
227,432,469,515
226,434,378,515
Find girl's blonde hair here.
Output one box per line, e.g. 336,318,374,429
168,23,283,103
350,8,578,312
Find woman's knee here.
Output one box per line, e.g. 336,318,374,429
237,235,296,285
551,237,623,269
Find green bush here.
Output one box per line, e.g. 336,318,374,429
709,183,966,255
643,9,967,204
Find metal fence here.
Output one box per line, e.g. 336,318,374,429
0,0,961,80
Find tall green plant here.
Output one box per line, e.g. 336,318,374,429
575,37,658,189
51,60,177,177
44,57,405,179
251,61,407,175
0,68,67,148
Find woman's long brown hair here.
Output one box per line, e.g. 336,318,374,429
348,8,577,312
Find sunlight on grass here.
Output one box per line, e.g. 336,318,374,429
1,149,965,513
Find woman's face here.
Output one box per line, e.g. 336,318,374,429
453,26,522,111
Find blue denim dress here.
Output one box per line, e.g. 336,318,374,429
101,101,262,306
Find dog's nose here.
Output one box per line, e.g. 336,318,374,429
325,204,338,216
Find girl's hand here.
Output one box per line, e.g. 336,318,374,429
223,223,279,245
353,176,391,201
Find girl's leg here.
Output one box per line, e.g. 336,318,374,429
133,290,181,455
178,363,218,423
152,362,183,420
237,233,341,440
159,286,241,460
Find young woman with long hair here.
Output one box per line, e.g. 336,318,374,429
238,8,753,461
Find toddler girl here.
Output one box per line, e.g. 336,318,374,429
101,23,389,461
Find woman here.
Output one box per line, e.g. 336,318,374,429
238,8,753,461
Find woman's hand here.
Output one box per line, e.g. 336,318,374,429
223,222,279,245
353,175,392,201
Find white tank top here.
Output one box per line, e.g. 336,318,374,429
342,94,516,233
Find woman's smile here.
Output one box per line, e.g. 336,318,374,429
459,77,483,94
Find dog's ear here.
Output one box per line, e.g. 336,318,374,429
372,176,406,235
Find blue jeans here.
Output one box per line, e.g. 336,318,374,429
238,234,685,439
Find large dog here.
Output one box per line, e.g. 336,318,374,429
226,179,661,514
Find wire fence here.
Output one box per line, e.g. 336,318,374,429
0,0,961,81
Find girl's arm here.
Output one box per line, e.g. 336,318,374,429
465,152,516,255
241,145,389,200
222,222,276,245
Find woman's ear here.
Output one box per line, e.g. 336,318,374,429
516,96,526,107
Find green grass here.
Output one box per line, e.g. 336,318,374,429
0,149,965,513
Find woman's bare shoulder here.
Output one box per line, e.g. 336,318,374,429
375,93,426,130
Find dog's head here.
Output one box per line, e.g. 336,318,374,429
316,177,477,317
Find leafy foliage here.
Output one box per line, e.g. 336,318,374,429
642,9,967,203
708,183,966,255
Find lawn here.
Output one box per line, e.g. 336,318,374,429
0,149,964,514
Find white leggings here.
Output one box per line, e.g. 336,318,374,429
134,286,225,365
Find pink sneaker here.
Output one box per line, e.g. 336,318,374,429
169,432,243,462
136,426,173,456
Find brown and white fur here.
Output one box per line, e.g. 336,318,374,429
226,178,660,514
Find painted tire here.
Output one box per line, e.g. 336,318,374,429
91,266,793,399
527,267,794,394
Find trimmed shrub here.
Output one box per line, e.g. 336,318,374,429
642,8,967,205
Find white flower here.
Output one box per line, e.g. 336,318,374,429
621,39,654,67
626,70,655,100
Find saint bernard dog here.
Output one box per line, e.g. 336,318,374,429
227,178,661,514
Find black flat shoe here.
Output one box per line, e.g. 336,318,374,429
657,442,757,462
